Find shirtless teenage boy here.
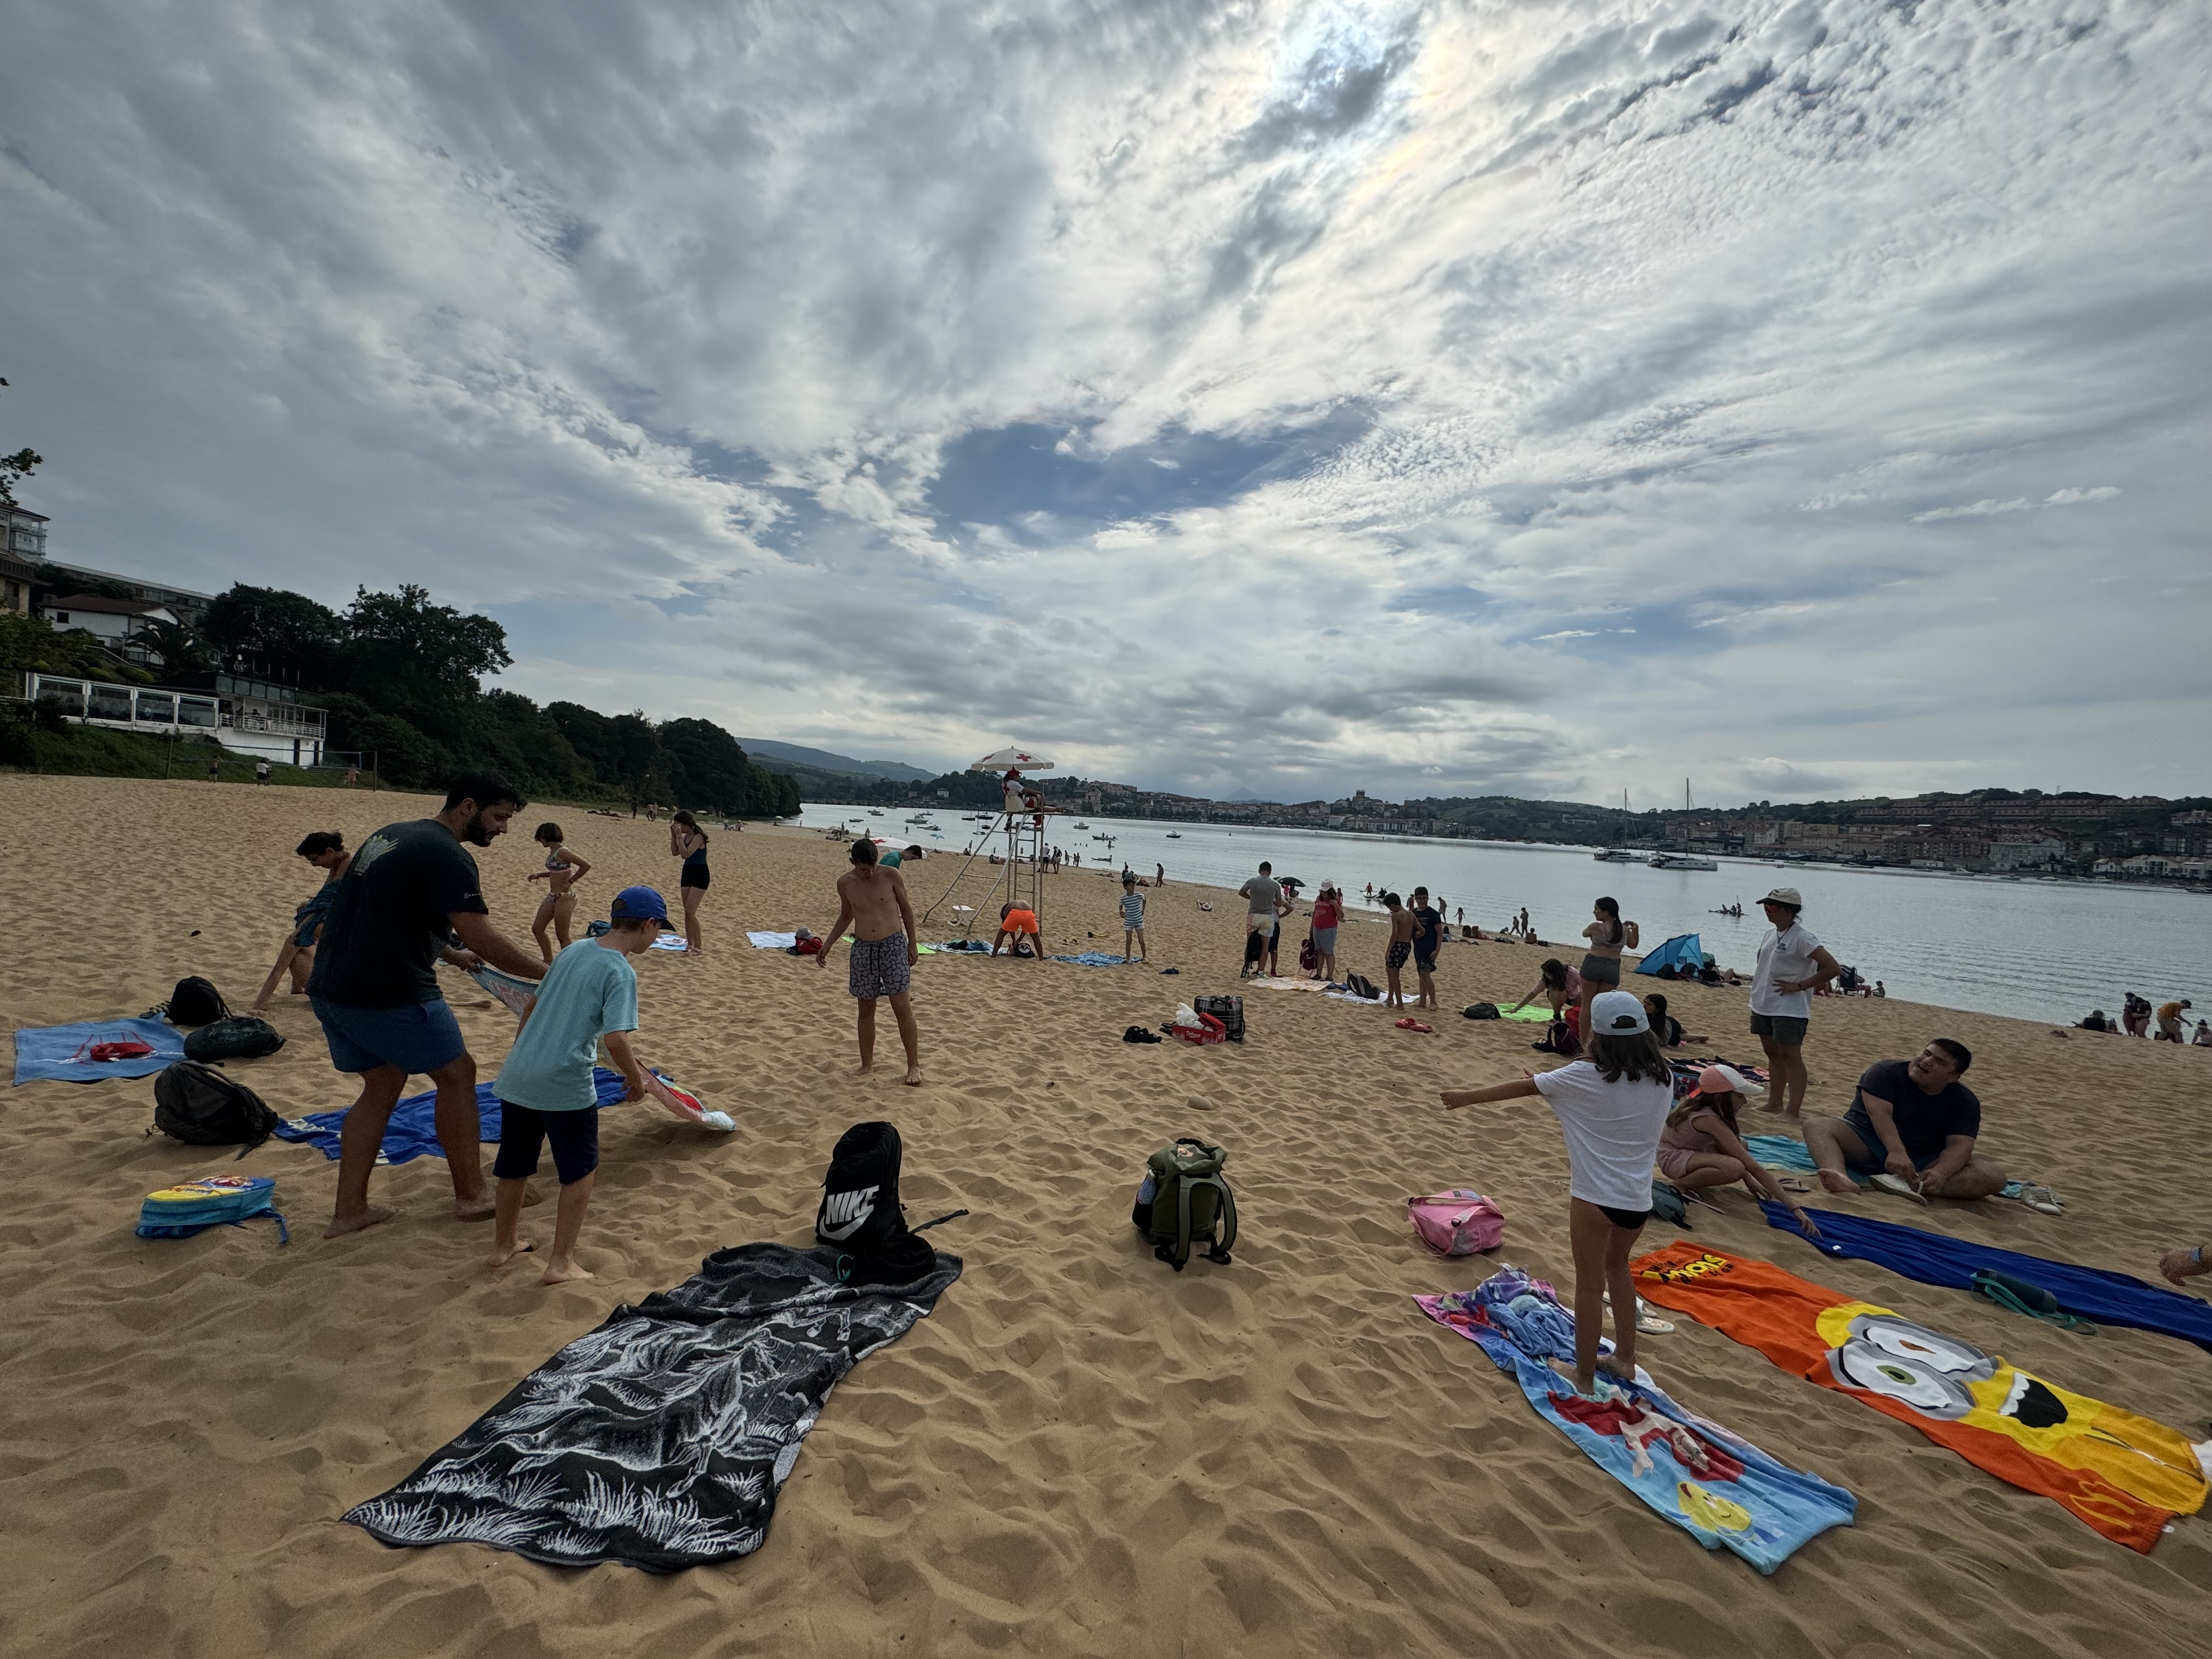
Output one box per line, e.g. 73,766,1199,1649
816,838,924,1085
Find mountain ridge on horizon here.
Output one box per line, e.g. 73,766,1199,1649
737,738,938,784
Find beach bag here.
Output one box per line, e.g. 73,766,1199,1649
1972,1268,2095,1333
1299,936,1318,973
1193,995,1245,1043
1649,1183,1690,1228
1132,1137,1237,1272
1542,1018,1581,1057
1345,973,1381,1000
1243,930,1266,968
137,1174,288,1244
74,1037,156,1064
1170,1007,1227,1046
815,1121,939,1285
1462,1002,1500,1020
184,1015,285,1063
1407,1189,1505,1256
166,976,228,1027
151,1061,280,1156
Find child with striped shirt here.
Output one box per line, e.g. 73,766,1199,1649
1120,874,1148,964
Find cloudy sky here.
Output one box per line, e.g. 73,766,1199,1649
4,0,2205,804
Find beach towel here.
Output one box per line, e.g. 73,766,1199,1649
1416,1266,1854,1572
469,964,540,1020
13,1017,186,1085
1745,1137,2043,1203
648,934,689,952
274,1069,635,1164
345,1241,961,1570
1760,1204,2212,1355
1052,952,1130,967
1498,1004,1555,1023
1632,1242,2208,1552
1244,975,1335,992
746,932,799,949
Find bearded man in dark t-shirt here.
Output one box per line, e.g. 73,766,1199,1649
1803,1039,2007,1200
309,771,548,1238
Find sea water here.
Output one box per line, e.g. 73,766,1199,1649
799,805,2207,1026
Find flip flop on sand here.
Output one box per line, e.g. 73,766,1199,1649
1394,1018,1435,1033
1604,1291,1676,1335
1870,1172,1930,1204
1777,1176,1815,1194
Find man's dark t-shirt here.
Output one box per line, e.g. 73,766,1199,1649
1411,906,1442,962
1850,1059,1980,1160
307,819,488,1008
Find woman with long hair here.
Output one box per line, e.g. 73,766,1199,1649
524,821,591,962
1577,896,1640,1047
250,832,352,1012
670,810,710,953
1509,956,1580,1018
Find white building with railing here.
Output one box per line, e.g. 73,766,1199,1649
18,668,328,764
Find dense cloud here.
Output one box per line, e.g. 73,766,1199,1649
3,0,2204,804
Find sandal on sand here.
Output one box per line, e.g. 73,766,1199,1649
1870,1173,1929,1203
1395,1018,1434,1033
1778,1176,1814,1194
1604,1292,1676,1335
2015,1182,2063,1215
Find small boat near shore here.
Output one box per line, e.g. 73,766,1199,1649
1649,853,1719,871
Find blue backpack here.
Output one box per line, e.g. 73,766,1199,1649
137,1175,289,1244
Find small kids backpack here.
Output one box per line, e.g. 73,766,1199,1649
1132,1137,1238,1272
1407,1190,1506,1256
137,1175,289,1244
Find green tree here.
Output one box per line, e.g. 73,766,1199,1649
0,612,143,681
131,617,209,676
342,583,512,746
204,584,345,685
0,374,38,512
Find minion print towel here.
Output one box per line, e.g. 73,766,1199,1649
1633,1243,2209,1553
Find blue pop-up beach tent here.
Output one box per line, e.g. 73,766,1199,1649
1635,933,1703,976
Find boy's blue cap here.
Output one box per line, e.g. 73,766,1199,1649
611,885,670,925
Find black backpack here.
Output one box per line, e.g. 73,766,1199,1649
184,1015,285,1063
151,1061,280,1157
1192,995,1245,1043
1463,1002,1501,1020
1345,973,1381,1000
166,976,228,1027
815,1122,965,1286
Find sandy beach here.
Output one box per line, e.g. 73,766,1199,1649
4,772,2211,1657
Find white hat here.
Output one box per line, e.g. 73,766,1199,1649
1588,989,1649,1036
1761,887,1804,910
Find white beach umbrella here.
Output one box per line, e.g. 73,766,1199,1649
971,747,1057,771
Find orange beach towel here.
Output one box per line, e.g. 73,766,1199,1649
1632,1242,2207,1553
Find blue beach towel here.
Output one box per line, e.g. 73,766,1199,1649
1417,1265,1854,1572
1760,1203,2212,1354
1052,952,1131,967
12,1017,186,1085
274,1068,634,1164
746,932,799,949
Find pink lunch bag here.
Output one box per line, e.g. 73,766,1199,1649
1407,1189,1505,1256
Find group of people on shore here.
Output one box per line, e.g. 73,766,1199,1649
2080,995,2206,1044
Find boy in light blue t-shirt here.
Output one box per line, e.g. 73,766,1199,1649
1119,874,1147,964
488,885,665,1286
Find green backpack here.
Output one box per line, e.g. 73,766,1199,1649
1132,1137,1238,1272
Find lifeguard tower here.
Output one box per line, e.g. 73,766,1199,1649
921,747,1064,938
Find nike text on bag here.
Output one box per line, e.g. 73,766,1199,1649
184,1015,285,1063
1131,1136,1238,1272
165,976,229,1028
151,1061,280,1157
814,1120,958,1286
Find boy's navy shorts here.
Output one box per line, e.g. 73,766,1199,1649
494,1102,601,1185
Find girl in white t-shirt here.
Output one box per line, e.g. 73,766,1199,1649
1441,990,1675,1396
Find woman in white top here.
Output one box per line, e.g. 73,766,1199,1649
1441,990,1674,1397
1748,886,1841,1120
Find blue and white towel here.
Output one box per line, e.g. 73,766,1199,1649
12,1017,186,1085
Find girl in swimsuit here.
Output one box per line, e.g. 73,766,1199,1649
526,822,591,963
670,811,710,954
251,832,352,1011
1577,896,1639,1043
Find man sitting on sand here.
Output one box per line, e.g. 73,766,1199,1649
308,771,549,1238
1803,1039,2006,1200
816,838,923,1084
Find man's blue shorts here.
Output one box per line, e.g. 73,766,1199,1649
312,997,468,1076
1838,1110,1943,1172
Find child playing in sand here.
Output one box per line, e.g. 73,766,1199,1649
1658,1066,1821,1234
250,831,352,1012
1120,872,1147,963
487,885,663,1285
817,838,924,1085
524,821,591,963
1440,990,1674,1396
